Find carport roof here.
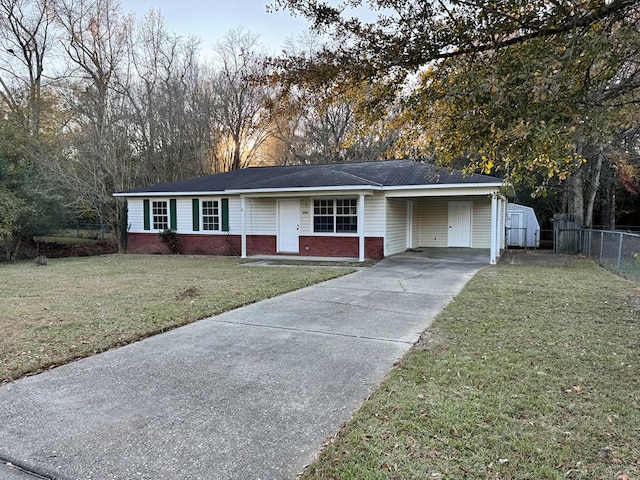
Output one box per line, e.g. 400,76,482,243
115,159,501,195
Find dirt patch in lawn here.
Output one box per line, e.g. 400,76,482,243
500,249,575,266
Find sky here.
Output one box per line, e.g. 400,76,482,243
121,0,314,55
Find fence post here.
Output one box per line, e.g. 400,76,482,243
599,231,604,264
617,233,624,272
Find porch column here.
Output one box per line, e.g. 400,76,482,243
241,196,247,258
358,193,365,262
490,194,498,264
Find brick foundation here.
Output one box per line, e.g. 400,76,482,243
365,237,385,260
127,233,385,259
298,236,358,257
298,236,384,259
246,235,277,255
127,233,241,256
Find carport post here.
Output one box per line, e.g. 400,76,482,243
241,196,247,258
490,194,498,264
358,193,365,262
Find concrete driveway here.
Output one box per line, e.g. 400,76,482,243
0,249,487,480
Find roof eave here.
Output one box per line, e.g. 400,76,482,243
113,182,504,198
226,185,382,195
386,182,504,191
113,190,227,197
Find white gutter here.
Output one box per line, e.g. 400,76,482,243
385,182,504,191
113,191,227,197
225,185,381,195
114,182,503,198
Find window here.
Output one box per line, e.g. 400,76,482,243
313,198,358,233
152,200,168,230
202,200,220,231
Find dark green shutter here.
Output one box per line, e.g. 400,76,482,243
170,199,177,231
143,199,150,231
221,198,229,232
192,199,200,231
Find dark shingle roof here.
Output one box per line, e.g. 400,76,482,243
118,160,500,195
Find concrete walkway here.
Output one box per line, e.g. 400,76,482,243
0,250,487,480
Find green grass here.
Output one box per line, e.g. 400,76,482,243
0,255,353,384
300,259,640,480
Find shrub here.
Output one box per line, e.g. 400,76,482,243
158,229,181,254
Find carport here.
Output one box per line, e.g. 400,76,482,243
384,189,507,264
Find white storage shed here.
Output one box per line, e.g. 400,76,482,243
506,203,540,248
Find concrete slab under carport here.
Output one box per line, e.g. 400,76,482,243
0,250,488,480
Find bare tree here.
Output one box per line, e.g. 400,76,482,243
210,28,274,172
128,10,212,184
51,0,135,251
0,0,58,138
270,34,401,165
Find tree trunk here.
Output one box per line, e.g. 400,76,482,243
584,147,604,229
113,199,128,254
4,235,22,261
566,169,585,227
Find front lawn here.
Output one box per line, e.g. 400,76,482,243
0,255,353,383
301,258,640,480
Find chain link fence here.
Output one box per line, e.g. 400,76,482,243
555,225,640,281
579,229,640,281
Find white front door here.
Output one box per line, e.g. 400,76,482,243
448,201,472,247
278,199,299,253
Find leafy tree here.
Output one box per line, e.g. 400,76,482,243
410,14,640,226
0,116,67,261
272,0,640,226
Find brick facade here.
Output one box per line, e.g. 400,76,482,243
298,236,384,259
365,237,385,260
127,233,241,256
127,233,385,259
246,235,277,255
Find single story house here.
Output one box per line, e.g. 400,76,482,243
114,159,508,263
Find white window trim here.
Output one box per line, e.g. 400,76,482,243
151,199,169,231
201,198,221,232
311,197,359,235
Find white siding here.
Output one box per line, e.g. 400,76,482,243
126,195,243,235
385,198,407,256
176,198,193,233
245,198,276,235
415,196,492,248
299,198,312,235
471,199,492,248
130,196,176,233
227,197,242,234
128,199,145,233
364,192,385,237
417,197,449,247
